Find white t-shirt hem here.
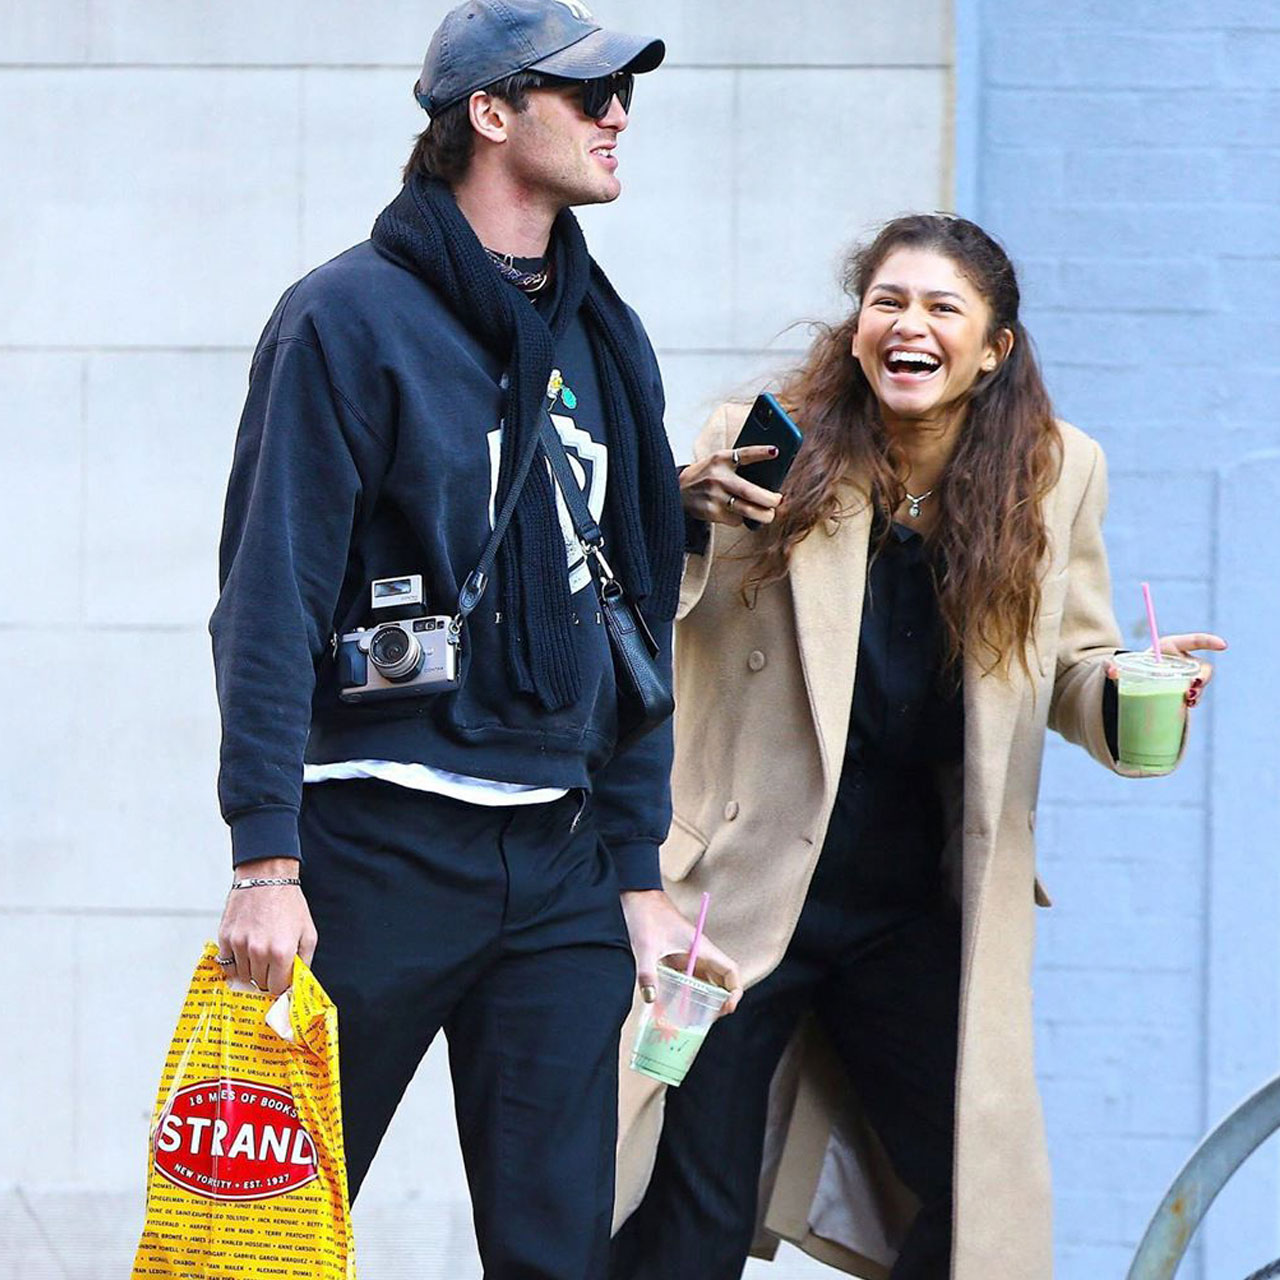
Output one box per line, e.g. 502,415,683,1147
302,760,569,806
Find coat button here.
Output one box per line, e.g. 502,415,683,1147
747,650,766,672
724,800,740,821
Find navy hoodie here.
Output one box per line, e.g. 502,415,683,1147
210,237,672,889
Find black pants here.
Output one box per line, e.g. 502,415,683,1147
301,780,635,1280
610,887,960,1280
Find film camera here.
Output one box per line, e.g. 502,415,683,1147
336,575,460,704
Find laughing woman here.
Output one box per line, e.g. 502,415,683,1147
610,215,1224,1280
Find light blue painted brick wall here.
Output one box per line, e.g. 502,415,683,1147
959,2,1280,1277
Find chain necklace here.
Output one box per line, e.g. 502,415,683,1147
484,247,550,295
904,488,934,519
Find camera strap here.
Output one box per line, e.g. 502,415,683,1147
449,404,549,644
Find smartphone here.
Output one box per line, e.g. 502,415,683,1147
731,392,802,529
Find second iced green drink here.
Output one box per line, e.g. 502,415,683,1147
629,964,729,1087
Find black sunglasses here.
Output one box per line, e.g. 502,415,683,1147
537,70,634,121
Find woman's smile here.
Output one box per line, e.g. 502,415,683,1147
882,345,944,381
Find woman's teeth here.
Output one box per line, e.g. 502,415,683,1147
886,351,941,375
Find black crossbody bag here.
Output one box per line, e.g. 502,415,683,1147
537,409,675,749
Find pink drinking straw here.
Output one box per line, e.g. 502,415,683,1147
684,892,711,977
1141,581,1164,664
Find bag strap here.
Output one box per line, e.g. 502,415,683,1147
537,408,621,587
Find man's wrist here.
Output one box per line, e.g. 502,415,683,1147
233,856,301,879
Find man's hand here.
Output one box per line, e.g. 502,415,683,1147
620,889,742,1015
680,445,783,528
217,857,318,998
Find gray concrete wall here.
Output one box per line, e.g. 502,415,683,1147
0,4,952,1276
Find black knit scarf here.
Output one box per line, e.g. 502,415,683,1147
371,176,683,712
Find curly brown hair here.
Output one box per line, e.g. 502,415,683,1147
745,214,1062,677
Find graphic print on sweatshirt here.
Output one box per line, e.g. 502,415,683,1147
486,411,608,596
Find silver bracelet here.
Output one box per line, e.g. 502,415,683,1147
230,876,301,890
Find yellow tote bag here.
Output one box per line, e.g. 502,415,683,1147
132,944,356,1279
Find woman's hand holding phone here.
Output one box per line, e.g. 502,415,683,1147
680,444,784,528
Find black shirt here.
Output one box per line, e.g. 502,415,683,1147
814,521,964,907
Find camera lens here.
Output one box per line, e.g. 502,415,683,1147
372,627,409,664
369,623,424,681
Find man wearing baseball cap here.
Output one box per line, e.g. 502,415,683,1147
209,1,740,1274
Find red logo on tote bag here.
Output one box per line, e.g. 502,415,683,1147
152,1077,318,1201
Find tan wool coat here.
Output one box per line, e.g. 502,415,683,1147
615,402,1145,1279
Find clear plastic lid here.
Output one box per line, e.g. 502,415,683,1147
1113,651,1200,681
654,963,731,1008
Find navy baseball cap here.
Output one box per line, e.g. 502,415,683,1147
415,0,665,116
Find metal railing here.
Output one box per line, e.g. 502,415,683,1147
1126,1075,1280,1279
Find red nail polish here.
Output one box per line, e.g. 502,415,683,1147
768,446,779,456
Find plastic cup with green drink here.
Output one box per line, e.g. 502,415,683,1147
629,892,729,1086
1114,650,1199,775
629,963,730,1086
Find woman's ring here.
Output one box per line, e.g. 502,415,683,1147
726,495,737,512
730,448,741,468
215,955,235,967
